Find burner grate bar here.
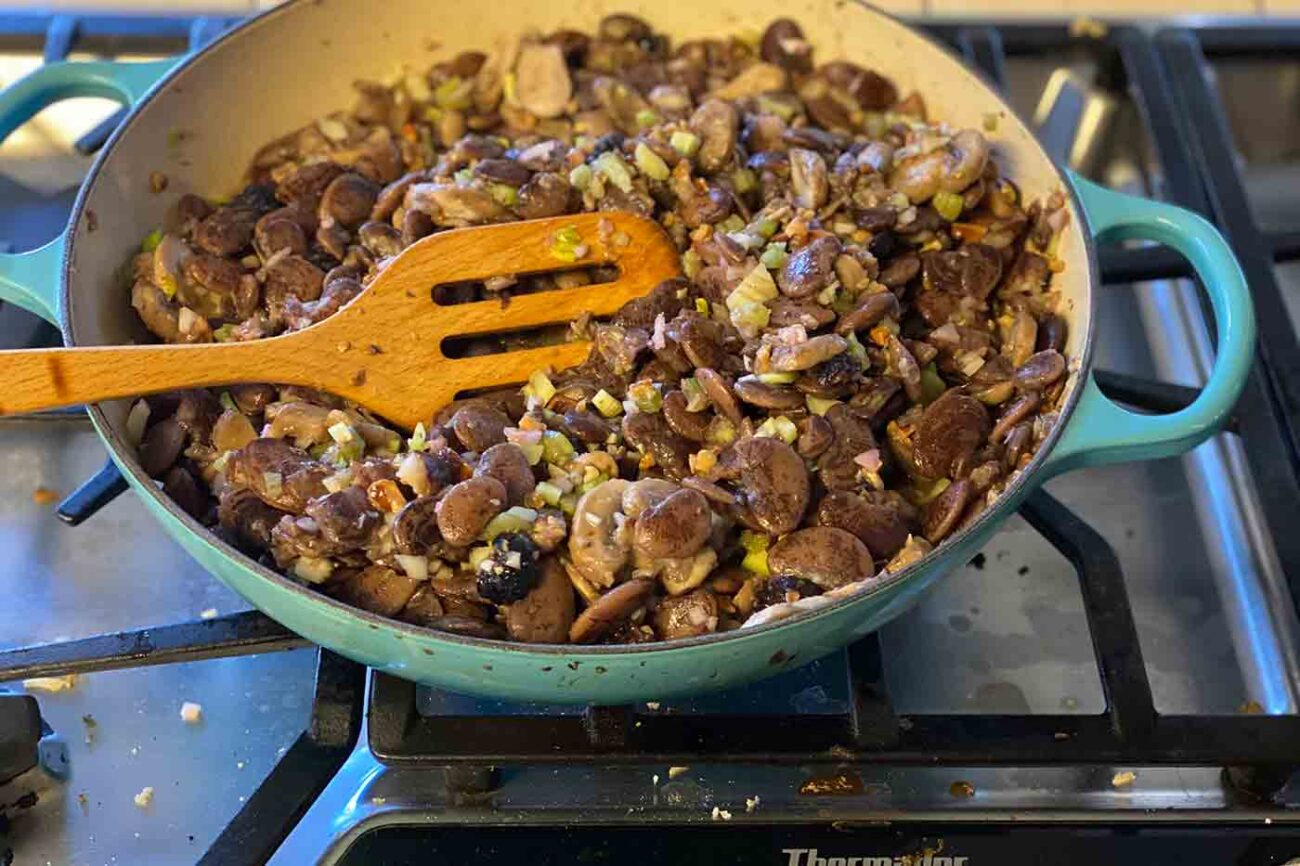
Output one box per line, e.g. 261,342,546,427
0,610,306,682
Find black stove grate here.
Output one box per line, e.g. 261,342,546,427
2,12,1300,865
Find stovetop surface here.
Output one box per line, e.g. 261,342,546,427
0,12,1298,866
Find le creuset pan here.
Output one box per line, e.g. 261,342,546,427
0,0,1254,703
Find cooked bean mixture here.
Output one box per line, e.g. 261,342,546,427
127,16,1070,643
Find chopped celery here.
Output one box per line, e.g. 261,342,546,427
433,76,473,111
694,298,710,315
593,151,634,193
328,422,357,444
483,506,539,541
518,441,545,466
140,229,163,253
634,143,669,181
756,217,779,238
453,167,474,185
627,380,662,414
467,545,493,571
755,371,797,385
591,389,623,418
731,168,757,194
558,493,578,517
845,331,869,368
526,369,556,407
739,530,771,576
719,214,746,234
669,130,700,157
487,183,518,207
680,376,709,411
932,190,964,222
550,225,585,262
542,430,576,465
219,391,236,412
569,163,594,191
634,109,660,128
726,263,778,338
212,323,236,342
705,416,737,447
759,242,788,270
534,481,563,507
681,248,702,280
805,394,839,416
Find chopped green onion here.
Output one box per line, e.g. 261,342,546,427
633,143,670,181
669,130,700,157
534,480,563,507
932,190,964,222
407,422,428,452
483,506,539,541
760,242,788,270
627,380,662,414
755,371,797,385
593,151,634,193
542,430,576,465
569,163,594,191
141,229,163,253
591,389,623,418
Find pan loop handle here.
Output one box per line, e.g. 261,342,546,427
0,57,179,323
1041,171,1256,477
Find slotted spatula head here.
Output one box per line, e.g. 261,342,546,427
0,212,682,430
317,212,681,428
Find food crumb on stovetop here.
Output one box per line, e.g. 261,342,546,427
711,806,732,821
199,608,218,620
179,702,203,724
667,766,690,779
149,171,169,193
81,714,97,745
745,796,760,813
23,674,79,693
77,792,89,810
133,786,155,808
1112,771,1137,788
645,702,660,710
31,486,59,505
652,774,659,785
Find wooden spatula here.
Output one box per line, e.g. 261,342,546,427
0,213,681,430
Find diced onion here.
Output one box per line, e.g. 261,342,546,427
293,557,334,584
262,472,283,499
394,554,429,581
591,390,622,418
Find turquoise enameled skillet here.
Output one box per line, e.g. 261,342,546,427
0,0,1255,702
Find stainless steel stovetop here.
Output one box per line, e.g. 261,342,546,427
0,13,1298,866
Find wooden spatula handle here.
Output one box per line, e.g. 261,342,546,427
0,339,313,415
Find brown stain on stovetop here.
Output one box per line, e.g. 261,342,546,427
798,773,864,796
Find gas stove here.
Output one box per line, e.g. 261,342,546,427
1,11,1299,866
